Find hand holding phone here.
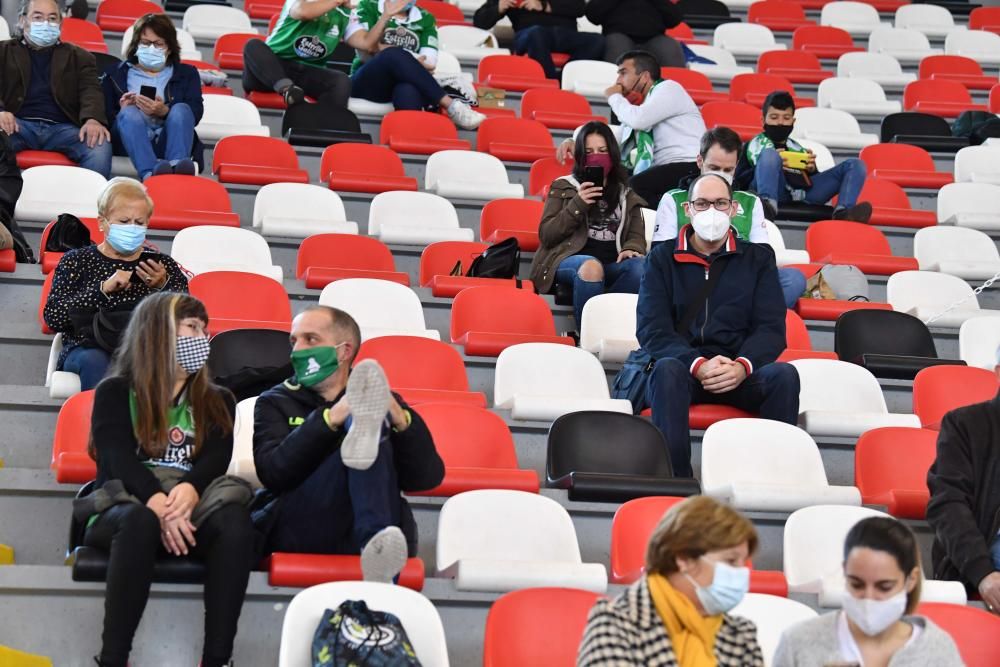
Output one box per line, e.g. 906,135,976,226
139,85,157,100
582,165,604,187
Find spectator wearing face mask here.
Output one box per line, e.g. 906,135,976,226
578,495,763,667
773,517,963,667
100,13,203,180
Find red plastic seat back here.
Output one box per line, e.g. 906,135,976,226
520,88,594,118
758,49,824,73
904,79,973,110
355,335,472,392
970,6,1000,32
918,55,985,80
320,143,407,181
729,72,796,103
478,54,548,84
419,241,489,286
380,110,459,145
666,22,697,41
296,234,396,279
476,117,553,150
912,365,999,429
51,390,98,482
39,217,102,272
993,84,1000,114
749,1,810,25
700,101,761,130
480,199,544,239
857,177,914,210
859,143,936,176
917,603,1000,667
189,271,291,323
792,25,856,51
451,285,557,340
213,33,259,68
212,135,300,173
806,220,892,259
417,403,519,469
660,67,716,93
145,175,234,214
96,0,164,31
484,588,603,667
61,18,108,52
529,157,573,196
610,496,686,584
785,309,813,350
416,0,464,23
855,427,936,512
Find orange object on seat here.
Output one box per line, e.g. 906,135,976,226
903,79,988,119
520,88,605,130
320,143,418,194
420,241,533,298
380,110,471,155
917,603,1000,667
665,22,707,45
913,365,999,430
212,136,309,186
411,403,539,496
806,220,918,276
95,0,163,31
860,144,954,190
188,271,292,335
757,50,834,84
855,427,936,519
450,285,574,356
145,175,241,230
0,249,14,272
477,117,556,163
779,309,839,362
919,55,998,91
729,72,815,108
477,55,558,92
660,67,728,105
61,18,108,52
480,198,543,252
244,0,284,19
51,390,98,484
483,588,602,667
355,335,487,408
268,552,425,589
970,6,1000,35
417,0,467,25
699,101,762,141
297,234,410,289
16,150,75,169
214,33,261,71
795,298,893,321
792,25,864,59
855,178,937,229
529,156,573,197
748,1,815,31
38,217,102,274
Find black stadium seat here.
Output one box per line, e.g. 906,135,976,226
208,328,293,401
675,0,740,29
546,411,701,503
834,310,967,381
911,0,978,17
281,104,372,148
880,112,969,153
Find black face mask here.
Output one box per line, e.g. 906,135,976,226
763,122,794,145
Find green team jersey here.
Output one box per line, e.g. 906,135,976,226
128,392,197,472
347,0,439,74
266,0,351,67
667,189,761,241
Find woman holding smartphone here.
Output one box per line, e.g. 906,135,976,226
529,121,648,325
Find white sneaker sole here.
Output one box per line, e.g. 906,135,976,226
341,359,391,470
361,526,408,584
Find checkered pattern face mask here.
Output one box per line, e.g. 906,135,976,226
176,335,211,374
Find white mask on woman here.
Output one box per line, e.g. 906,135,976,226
842,589,907,636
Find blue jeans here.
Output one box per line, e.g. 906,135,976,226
555,254,645,325
646,359,800,477
778,267,807,308
991,533,1000,571
751,148,867,209
350,47,447,110
9,118,112,177
513,25,605,79
113,103,195,180
61,344,111,391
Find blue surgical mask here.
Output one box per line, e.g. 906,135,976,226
106,223,146,254
686,557,750,615
136,44,167,71
27,21,60,48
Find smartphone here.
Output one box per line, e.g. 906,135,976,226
139,85,157,100
582,165,604,186
130,251,162,284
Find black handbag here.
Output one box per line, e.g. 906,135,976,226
69,307,135,353
45,213,93,252
312,600,422,667
467,237,520,280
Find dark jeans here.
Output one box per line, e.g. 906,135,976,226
61,344,111,391
603,33,685,69
113,103,195,180
629,161,700,209
646,359,800,477
242,38,351,107
555,254,645,324
350,47,446,110
9,117,112,178
512,25,605,79
83,503,256,667
751,148,867,209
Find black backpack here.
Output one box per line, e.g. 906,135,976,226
0,131,34,264
466,237,520,280
45,213,93,252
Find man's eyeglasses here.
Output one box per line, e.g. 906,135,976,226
690,198,733,212
28,15,60,26
139,39,168,49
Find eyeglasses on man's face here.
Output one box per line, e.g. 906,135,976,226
690,198,733,212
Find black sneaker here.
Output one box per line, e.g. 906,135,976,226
761,197,779,221
832,202,873,223
282,84,305,107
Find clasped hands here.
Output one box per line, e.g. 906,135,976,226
695,355,747,394
146,482,199,556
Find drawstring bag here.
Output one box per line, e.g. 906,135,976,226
312,600,422,667
45,213,92,252
467,237,520,280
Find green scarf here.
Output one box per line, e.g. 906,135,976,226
620,80,660,175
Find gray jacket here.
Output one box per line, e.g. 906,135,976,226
772,612,964,667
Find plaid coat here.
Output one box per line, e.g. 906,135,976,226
577,578,765,667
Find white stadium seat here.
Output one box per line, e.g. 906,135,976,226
170,226,283,281
954,145,1000,185
195,96,269,141
887,270,1000,328
579,293,640,363
493,343,633,421
435,51,465,77
640,207,655,250
182,5,256,41
45,334,81,400
252,183,358,237
0,16,9,40
279,582,450,667
945,28,1000,66
228,396,261,488
791,107,879,150
913,226,1000,281
894,3,955,39
959,316,1000,370
437,25,509,63
701,418,862,512
15,165,106,223
436,490,608,593
713,23,786,57
577,15,602,33
368,191,474,245
122,25,201,61
763,220,810,266
793,137,836,172
319,278,441,341
836,52,915,88
561,60,619,98
687,44,754,82
425,151,524,201
816,77,901,118
790,359,921,437
821,1,889,37
731,594,819,665
937,182,1000,231
348,97,396,117
867,26,942,65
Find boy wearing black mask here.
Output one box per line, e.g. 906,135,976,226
735,91,872,223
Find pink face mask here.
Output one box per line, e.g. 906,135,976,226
585,152,614,174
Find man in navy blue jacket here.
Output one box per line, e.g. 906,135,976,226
637,172,800,477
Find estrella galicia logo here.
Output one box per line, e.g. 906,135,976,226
293,35,328,60
382,26,419,51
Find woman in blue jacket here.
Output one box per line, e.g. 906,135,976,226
100,14,204,180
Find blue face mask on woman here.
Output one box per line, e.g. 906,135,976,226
685,557,750,615
28,21,61,48
136,44,167,71
106,223,147,254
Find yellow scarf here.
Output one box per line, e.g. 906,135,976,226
647,574,724,667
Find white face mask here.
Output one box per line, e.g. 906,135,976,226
842,589,907,636
705,169,734,185
690,208,732,243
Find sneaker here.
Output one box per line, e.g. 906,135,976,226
172,158,196,176
446,99,486,130
361,526,408,584
151,160,172,177
832,201,873,223
761,197,779,222
341,359,391,470
282,84,305,107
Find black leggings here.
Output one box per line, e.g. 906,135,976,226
84,503,257,667
242,38,351,108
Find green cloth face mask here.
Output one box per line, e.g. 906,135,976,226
290,344,345,387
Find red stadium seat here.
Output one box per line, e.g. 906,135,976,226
145,176,240,230
660,67,728,105
417,0,467,26
639,404,758,428
51,390,97,484
917,603,1000,667
16,150,75,169
483,588,601,667
858,144,953,191
609,496,789,595
38,217,102,274
969,7,1000,35
913,365,999,430
993,84,1000,114
214,33,261,71
478,55,559,91
854,178,937,229
480,198,543,252
212,136,309,186
665,22,707,45
244,0,283,19
919,55,997,91
792,26,864,59
182,59,235,96
0,249,14,272
795,298,893,321
420,241,533,298
267,553,424,589
61,18,108,53
757,50,834,85
903,79,988,119
355,335,486,408
95,0,163,32
296,234,409,289
380,110,471,155
729,72,815,108
320,143,418,194
411,403,539,496
188,271,292,334
748,1,815,32
855,427,936,519
450,286,574,356
38,272,54,334
699,101,762,141
529,156,573,197
779,309,839,361
520,88,605,130
477,117,555,163
806,220,918,275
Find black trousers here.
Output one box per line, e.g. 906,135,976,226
84,503,257,667
241,38,351,108
628,161,700,209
